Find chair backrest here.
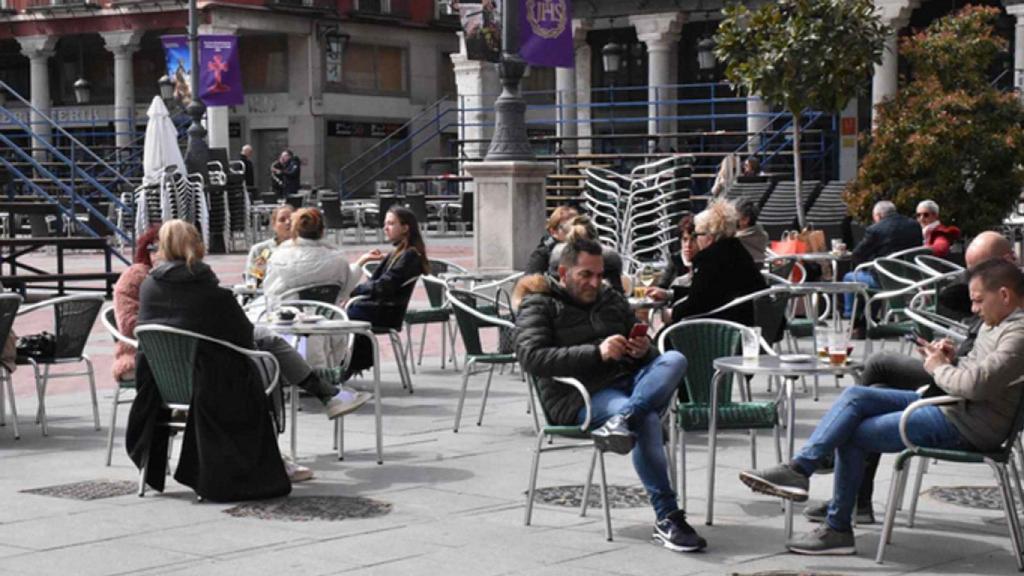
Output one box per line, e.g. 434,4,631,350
0,294,21,346
448,287,510,357
753,289,792,347
259,192,278,205
658,319,747,405
320,195,346,229
875,258,928,290
404,194,428,223
889,246,933,263
422,274,449,308
914,254,964,277
279,283,343,304
100,305,138,347
285,195,304,209
135,326,199,407
51,295,104,359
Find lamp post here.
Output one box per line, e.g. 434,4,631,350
484,0,533,161
184,0,208,178
73,36,91,105
601,40,623,142
697,36,716,78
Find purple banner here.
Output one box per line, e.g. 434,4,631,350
519,0,573,68
198,35,244,107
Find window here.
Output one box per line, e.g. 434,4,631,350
240,34,288,93
331,42,407,95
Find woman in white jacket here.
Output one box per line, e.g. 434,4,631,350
263,208,362,368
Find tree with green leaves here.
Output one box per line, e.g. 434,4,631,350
715,0,888,228
846,6,1024,236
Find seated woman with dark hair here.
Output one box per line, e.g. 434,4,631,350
344,205,430,378
645,214,696,304
669,200,766,325
547,215,626,293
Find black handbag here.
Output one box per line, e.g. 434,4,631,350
16,331,56,360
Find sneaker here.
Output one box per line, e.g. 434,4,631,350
326,387,372,419
653,510,707,553
816,453,835,475
803,500,876,525
283,457,314,483
590,413,636,455
739,464,809,502
786,524,856,555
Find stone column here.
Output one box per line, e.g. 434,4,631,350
18,35,58,162
746,95,771,155
555,66,576,153
451,46,500,164
871,0,917,127
838,97,859,181
465,161,554,270
631,13,684,150
1006,2,1024,98
101,31,143,153
573,19,592,156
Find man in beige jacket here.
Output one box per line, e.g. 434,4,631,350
738,258,1024,555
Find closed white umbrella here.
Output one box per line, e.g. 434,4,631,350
142,96,185,186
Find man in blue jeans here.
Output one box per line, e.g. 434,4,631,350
740,259,1024,555
515,237,705,552
841,200,922,317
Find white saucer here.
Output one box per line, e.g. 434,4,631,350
779,353,814,363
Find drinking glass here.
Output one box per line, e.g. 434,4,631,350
827,332,849,366
742,327,762,359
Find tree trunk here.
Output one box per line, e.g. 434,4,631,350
792,109,806,229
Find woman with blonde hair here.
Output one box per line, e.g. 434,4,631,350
669,200,765,325
526,205,578,274
546,214,626,293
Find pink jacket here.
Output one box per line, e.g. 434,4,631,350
111,263,149,381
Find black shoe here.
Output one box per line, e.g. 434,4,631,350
591,413,635,455
804,500,876,525
653,510,707,553
816,453,835,475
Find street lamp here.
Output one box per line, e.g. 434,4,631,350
697,37,716,73
484,0,533,161
73,36,91,105
184,0,208,179
601,40,623,75
158,74,175,101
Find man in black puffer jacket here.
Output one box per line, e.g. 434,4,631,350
515,237,706,553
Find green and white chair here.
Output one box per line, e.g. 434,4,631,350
0,294,22,439
100,306,138,465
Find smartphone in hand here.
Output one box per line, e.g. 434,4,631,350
629,323,649,340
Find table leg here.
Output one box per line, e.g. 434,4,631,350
805,294,819,401
785,375,797,539
705,369,723,526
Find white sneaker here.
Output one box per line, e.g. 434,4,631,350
283,457,314,483
326,387,372,419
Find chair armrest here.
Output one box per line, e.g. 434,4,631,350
446,294,516,330
899,395,964,450
552,376,592,431
345,294,370,310
472,272,525,293
244,349,281,396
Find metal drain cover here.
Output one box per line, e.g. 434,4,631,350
224,496,392,521
529,485,648,509
21,480,137,501
925,485,1018,511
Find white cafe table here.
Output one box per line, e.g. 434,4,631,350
258,319,383,464
709,355,862,537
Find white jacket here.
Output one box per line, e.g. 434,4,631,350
262,237,363,369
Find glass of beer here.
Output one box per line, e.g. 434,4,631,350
827,332,849,366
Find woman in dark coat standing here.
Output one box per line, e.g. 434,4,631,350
670,200,766,325
126,219,290,502
344,206,430,378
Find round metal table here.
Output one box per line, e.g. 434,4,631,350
709,355,862,538
259,319,383,464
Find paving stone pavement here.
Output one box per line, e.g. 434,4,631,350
0,240,1021,575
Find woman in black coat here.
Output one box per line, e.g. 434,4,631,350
126,219,290,502
670,201,766,325
525,205,577,274
344,206,430,377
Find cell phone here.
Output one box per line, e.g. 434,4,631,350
629,323,649,339
902,331,928,346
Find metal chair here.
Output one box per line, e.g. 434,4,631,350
0,294,22,439
16,294,104,436
523,373,613,541
914,254,965,277
100,306,138,465
447,288,518,432
658,319,782,526
278,282,344,305
345,275,419,394
876,393,1024,570
134,324,280,497
401,259,467,372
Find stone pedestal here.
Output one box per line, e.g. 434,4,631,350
465,161,554,271
207,106,231,151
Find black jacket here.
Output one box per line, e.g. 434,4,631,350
852,213,923,265
273,157,301,196
126,260,290,502
239,155,255,188
515,275,657,425
349,248,424,329
526,234,558,275
671,237,766,325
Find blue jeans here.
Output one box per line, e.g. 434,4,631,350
791,387,970,532
577,351,688,520
842,270,880,317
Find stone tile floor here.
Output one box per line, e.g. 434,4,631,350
0,238,1020,575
